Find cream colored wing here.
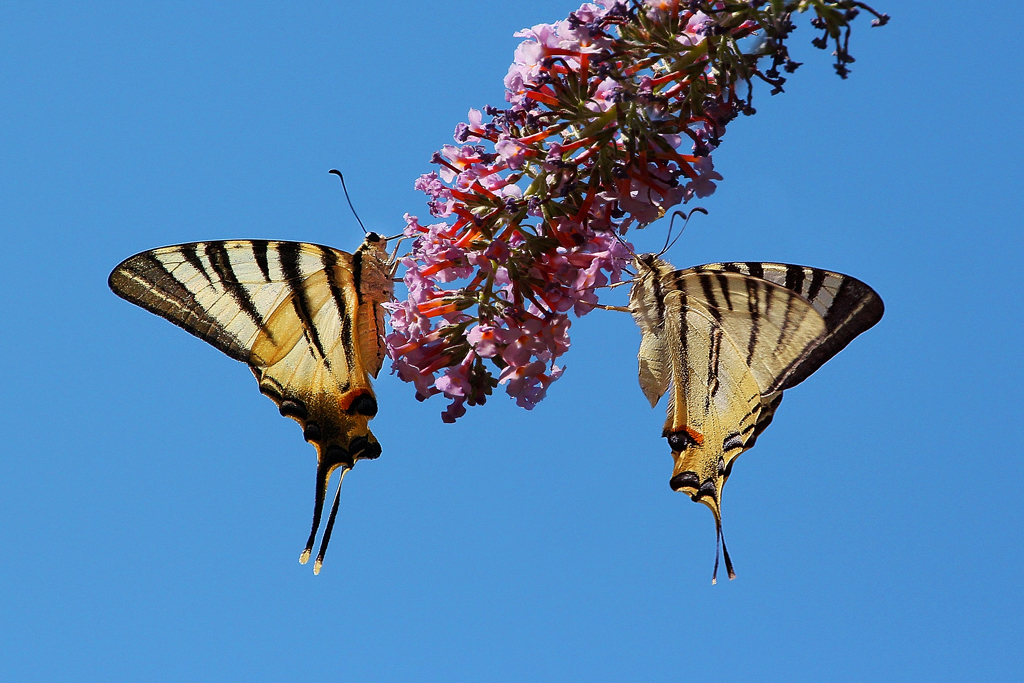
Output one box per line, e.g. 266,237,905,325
690,262,885,390
629,254,883,582
658,267,828,395
109,234,394,573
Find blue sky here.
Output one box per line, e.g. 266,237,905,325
1,1,1022,681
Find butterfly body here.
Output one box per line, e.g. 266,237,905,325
109,234,394,572
629,254,883,580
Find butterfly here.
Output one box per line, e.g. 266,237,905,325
109,233,394,573
628,255,884,582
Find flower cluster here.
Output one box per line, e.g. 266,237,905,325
385,0,888,422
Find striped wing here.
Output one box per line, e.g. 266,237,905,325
109,236,394,573
629,255,883,581
690,262,885,391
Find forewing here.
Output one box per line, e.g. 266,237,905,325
109,240,346,362
109,239,382,459
693,262,884,390
669,269,827,395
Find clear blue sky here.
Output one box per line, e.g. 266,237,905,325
2,2,1021,681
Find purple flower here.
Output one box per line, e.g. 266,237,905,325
499,361,565,409
467,324,501,358
440,397,467,423
495,134,529,170
388,0,879,421
677,11,711,46
414,172,450,199
384,297,433,338
436,358,473,397
688,156,723,199
586,77,622,113
454,108,485,142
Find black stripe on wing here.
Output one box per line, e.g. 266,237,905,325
781,273,884,389
108,239,358,367
693,262,884,391
108,250,251,362
278,242,330,364
320,247,358,381
205,242,273,342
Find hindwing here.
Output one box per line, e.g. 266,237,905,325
109,234,395,573
629,255,883,581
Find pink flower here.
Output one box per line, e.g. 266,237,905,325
439,144,488,183
495,134,529,169
499,361,565,409
688,156,723,199
440,397,467,423
454,108,485,142
384,297,433,338
587,77,622,113
414,172,449,199
467,324,501,358
436,356,474,397
677,11,711,47
395,359,438,400
388,0,876,421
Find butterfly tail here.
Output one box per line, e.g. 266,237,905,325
299,444,352,567
313,468,348,575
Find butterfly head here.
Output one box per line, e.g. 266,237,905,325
359,231,388,255
632,253,674,280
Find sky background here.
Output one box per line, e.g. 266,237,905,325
2,1,1022,681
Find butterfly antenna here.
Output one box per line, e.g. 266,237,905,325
659,211,683,255
329,169,368,235
659,207,708,257
313,466,348,575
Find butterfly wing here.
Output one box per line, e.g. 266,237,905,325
109,236,394,571
691,262,885,390
630,255,883,580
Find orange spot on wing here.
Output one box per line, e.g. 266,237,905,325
684,426,705,446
